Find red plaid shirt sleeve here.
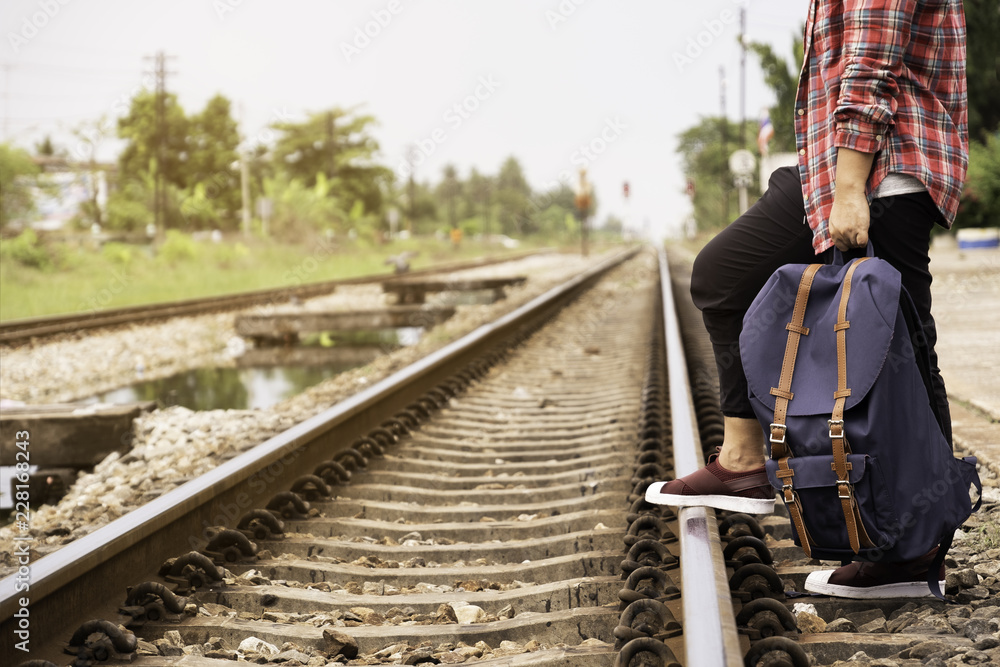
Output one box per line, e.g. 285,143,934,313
795,0,968,254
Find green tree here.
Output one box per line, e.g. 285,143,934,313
958,132,1000,227
0,144,41,229
117,90,189,191
748,33,803,154
271,107,391,218
677,117,761,231
436,164,462,230
495,156,531,235
965,0,1000,142
34,136,56,157
465,168,493,235
185,94,241,228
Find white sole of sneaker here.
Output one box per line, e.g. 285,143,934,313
804,569,944,598
644,482,776,514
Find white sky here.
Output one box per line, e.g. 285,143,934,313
1,0,808,239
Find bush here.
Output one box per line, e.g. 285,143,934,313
957,133,1000,228
101,242,134,267
209,241,250,269
157,230,200,264
0,229,55,270
263,174,346,240
106,186,153,232
179,182,221,229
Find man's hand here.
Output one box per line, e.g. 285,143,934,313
830,146,876,250
829,188,870,250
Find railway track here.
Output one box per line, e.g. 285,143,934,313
4,246,997,667
0,250,548,346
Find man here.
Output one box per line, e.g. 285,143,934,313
648,0,968,598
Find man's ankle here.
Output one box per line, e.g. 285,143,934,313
717,449,765,472
719,417,767,471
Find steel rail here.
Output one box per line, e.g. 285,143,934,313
658,248,744,667
0,246,638,659
0,249,551,344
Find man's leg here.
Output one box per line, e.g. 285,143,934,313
646,166,817,513
867,192,951,444
690,166,817,468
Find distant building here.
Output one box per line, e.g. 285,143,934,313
14,156,115,231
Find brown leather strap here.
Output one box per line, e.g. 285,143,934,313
830,257,871,553
769,263,822,458
776,460,812,557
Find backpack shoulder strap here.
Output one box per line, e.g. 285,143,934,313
770,263,822,557
769,263,822,453
830,257,876,553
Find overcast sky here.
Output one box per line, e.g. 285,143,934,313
1,0,808,238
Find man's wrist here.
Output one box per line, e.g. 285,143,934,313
834,147,876,197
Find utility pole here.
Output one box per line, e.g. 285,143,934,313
144,51,175,240
719,65,730,221
740,5,747,148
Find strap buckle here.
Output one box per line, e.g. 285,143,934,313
828,419,845,439
836,480,852,500
769,423,787,444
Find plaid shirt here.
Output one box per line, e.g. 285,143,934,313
795,0,969,253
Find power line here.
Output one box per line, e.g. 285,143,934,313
4,91,126,99
21,43,139,59
2,61,138,76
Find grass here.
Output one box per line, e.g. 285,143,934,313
0,233,557,321
968,518,1000,551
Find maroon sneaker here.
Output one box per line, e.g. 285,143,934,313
645,459,775,514
805,550,945,598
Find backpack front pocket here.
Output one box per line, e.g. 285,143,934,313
766,454,899,557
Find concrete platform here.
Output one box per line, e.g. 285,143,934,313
383,276,527,304
234,306,456,342
235,345,386,368
929,238,1000,476
0,401,155,469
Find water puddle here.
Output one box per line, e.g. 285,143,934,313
81,341,399,411
81,364,345,411
80,327,424,411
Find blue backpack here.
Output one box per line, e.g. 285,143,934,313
740,253,981,596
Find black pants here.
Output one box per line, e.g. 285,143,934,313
690,166,951,445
